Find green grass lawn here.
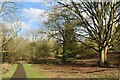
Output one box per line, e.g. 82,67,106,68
23,64,47,78
2,64,18,79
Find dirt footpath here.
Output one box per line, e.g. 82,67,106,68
11,63,27,80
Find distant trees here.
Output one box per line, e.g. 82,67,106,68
20,29,56,62
58,0,120,66
28,40,51,61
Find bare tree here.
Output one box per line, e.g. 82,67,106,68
58,0,120,66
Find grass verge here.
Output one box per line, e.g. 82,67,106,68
23,64,47,78
2,64,18,78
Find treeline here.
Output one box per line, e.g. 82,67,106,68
1,29,95,63
1,1,120,67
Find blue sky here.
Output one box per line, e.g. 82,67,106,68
19,2,51,10
0,1,58,36
16,2,55,35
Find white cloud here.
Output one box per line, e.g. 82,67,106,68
21,8,49,30
22,8,49,22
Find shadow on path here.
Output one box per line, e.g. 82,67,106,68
11,63,27,80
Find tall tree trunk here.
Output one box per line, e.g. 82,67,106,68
100,46,108,66
62,42,66,63
100,49,105,65
104,46,108,61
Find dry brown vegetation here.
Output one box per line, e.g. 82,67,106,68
31,52,120,78
2,63,12,74
33,64,118,78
